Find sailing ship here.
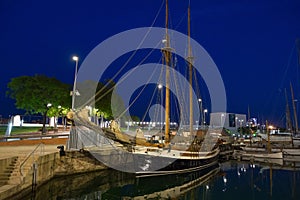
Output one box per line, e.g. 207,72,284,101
68,0,220,176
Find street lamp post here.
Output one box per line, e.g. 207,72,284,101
47,103,52,128
158,84,163,134
72,56,79,110
204,109,208,126
42,103,52,134
221,113,225,127
198,99,203,126
69,56,79,150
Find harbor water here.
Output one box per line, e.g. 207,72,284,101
19,161,300,200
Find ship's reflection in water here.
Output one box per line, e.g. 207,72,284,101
20,161,300,200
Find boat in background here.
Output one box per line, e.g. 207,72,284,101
233,149,283,165
233,121,284,165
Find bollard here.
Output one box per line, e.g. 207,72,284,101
57,145,66,156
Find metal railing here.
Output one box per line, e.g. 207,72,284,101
19,143,45,177
0,133,69,142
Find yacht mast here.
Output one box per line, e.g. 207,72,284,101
266,120,271,153
285,88,292,132
163,0,171,143
290,82,298,133
187,5,194,135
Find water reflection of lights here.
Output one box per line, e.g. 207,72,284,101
237,164,247,177
223,176,227,192
241,165,246,172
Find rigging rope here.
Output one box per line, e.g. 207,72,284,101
78,0,204,130
78,0,165,109
262,44,296,123
82,40,162,111
115,59,162,119
151,68,164,126
141,71,162,122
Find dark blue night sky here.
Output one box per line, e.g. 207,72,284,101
1,0,300,127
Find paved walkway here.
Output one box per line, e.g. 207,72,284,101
0,135,69,200
0,144,66,159
0,131,69,159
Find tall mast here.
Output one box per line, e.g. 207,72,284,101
187,5,194,135
285,88,292,132
266,120,271,153
163,0,171,143
290,82,298,133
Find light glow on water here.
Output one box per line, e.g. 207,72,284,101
17,161,300,200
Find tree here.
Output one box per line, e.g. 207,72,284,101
95,80,127,122
95,81,115,119
66,79,127,127
76,79,128,125
131,115,140,122
7,74,71,133
47,106,69,130
75,80,113,119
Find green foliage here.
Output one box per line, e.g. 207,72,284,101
130,115,140,122
95,81,115,118
6,75,128,122
94,80,126,120
47,106,69,118
238,126,258,135
65,79,125,120
7,74,71,115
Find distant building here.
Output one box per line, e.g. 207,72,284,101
210,112,247,133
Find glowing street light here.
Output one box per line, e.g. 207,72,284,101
71,56,79,110
72,56,78,61
204,109,208,125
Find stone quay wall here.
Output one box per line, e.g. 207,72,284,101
0,150,108,200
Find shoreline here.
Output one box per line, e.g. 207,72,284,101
1,134,300,199
0,137,108,200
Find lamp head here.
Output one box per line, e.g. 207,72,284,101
72,56,79,61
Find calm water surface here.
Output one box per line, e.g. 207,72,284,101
20,161,300,200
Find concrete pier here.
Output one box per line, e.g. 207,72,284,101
0,145,107,200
